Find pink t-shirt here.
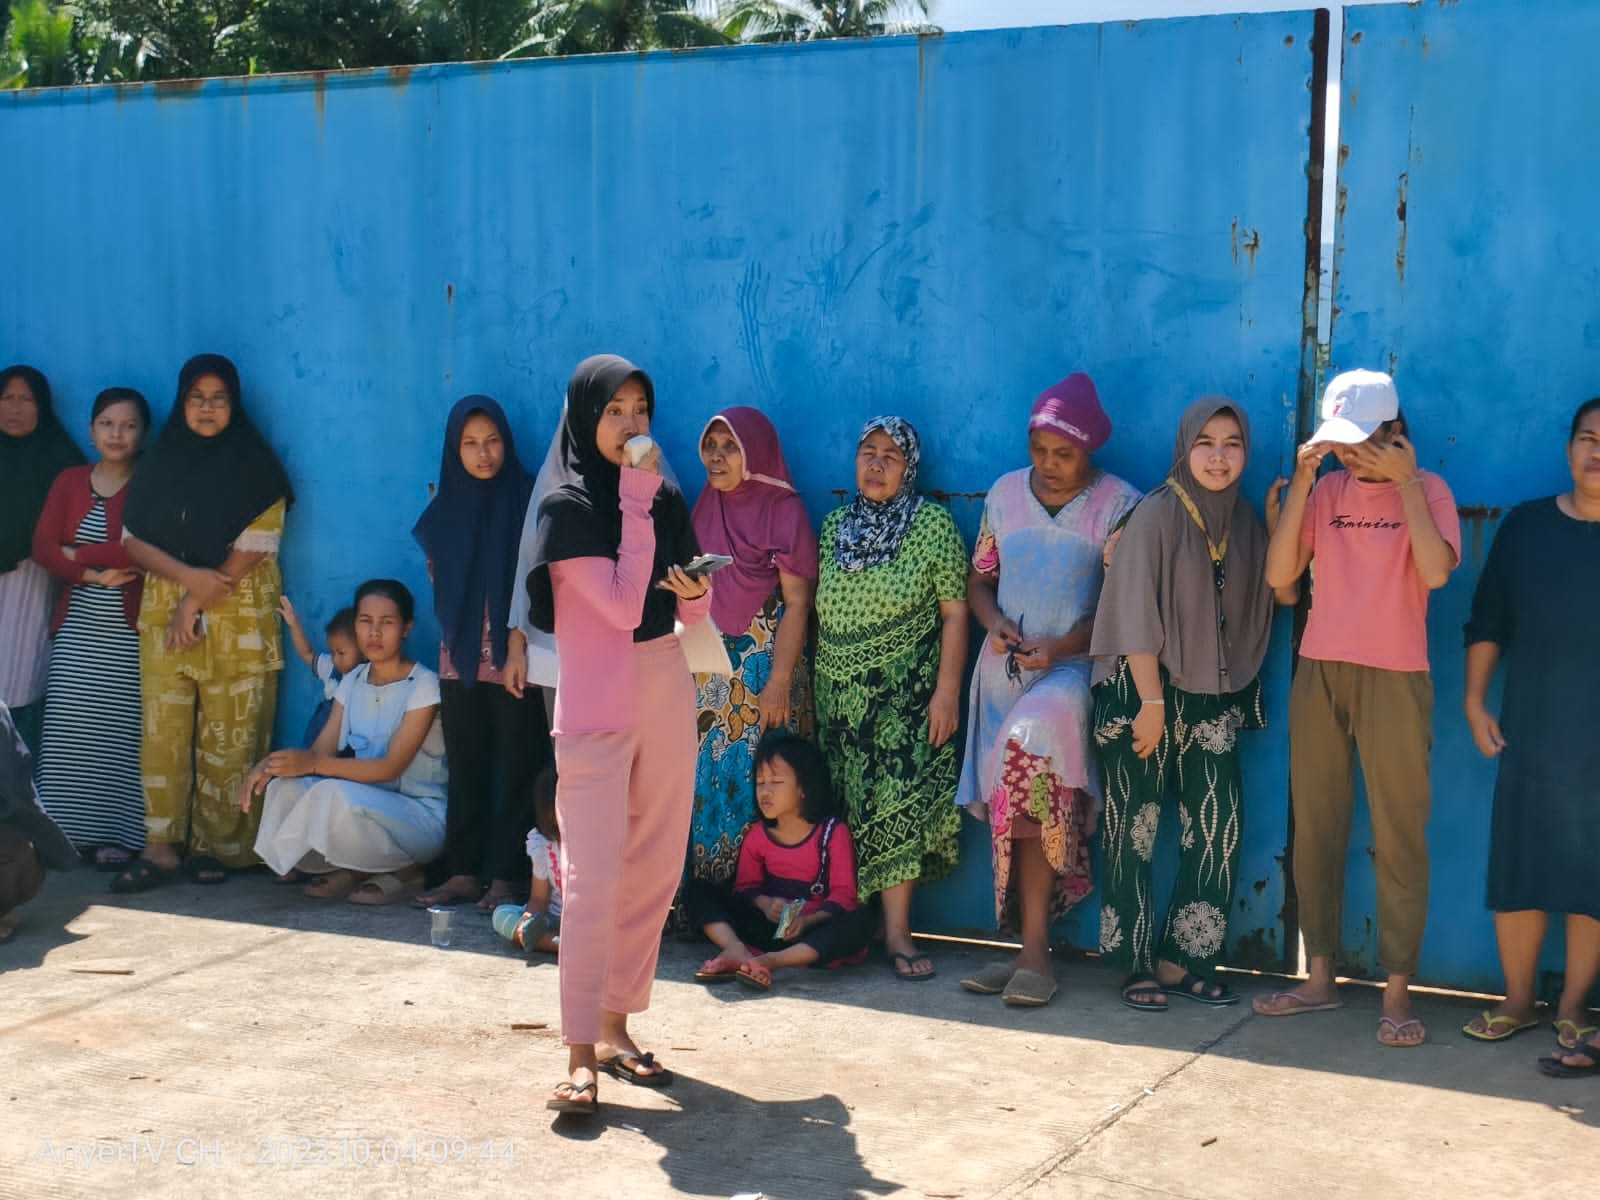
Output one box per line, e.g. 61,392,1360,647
733,820,861,917
549,467,712,734
1297,468,1460,672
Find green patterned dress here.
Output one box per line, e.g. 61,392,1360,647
815,502,967,899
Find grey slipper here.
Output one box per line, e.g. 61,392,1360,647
1002,968,1059,1007
960,962,1015,995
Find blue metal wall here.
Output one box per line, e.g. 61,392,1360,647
1334,0,1600,989
0,16,1318,956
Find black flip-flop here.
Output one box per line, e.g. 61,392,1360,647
599,1051,674,1088
1120,972,1169,1013
890,952,937,982
1539,1049,1600,1079
93,848,136,873
1163,970,1240,1007
183,855,229,885
109,858,180,895
545,1080,599,1114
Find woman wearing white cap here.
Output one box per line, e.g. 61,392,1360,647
1254,370,1460,1048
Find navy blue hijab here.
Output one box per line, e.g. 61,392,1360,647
413,396,535,686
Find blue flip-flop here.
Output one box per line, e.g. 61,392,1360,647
891,952,937,982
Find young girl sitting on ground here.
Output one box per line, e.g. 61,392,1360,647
685,731,872,991
493,766,562,957
280,596,363,747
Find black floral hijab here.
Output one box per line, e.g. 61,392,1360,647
832,415,925,572
122,355,294,569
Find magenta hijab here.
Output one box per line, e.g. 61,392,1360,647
691,406,818,634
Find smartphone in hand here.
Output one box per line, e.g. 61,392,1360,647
682,553,733,578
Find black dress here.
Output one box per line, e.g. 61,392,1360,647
1464,497,1600,918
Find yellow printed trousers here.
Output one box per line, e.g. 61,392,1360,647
141,663,277,868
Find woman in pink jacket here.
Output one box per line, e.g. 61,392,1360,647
524,355,711,1116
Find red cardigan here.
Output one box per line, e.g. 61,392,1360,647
31,465,143,632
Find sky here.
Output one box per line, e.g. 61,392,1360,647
931,0,1398,30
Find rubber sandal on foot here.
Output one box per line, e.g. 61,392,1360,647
1555,1019,1598,1051
1251,990,1342,1017
546,1080,599,1113
1462,1010,1540,1042
109,858,179,895
1540,1048,1600,1078
599,1052,673,1088
960,962,1015,995
1002,968,1058,1007
1164,971,1240,1007
890,952,936,982
1376,1016,1427,1047
1120,972,1169,1013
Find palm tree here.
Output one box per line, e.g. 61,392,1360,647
529,0,728,56
421,0,540,61
718,0,933,42
0,0,87,87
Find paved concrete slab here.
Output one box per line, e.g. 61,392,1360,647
2,869,1594,1199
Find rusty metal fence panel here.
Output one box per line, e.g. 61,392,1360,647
1332,0,1600,990
0,18,1319,952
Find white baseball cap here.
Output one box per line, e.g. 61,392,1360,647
1310,369,1399,445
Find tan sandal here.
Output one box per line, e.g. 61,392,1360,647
348,870,423,907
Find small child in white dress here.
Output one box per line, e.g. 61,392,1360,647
493,765,561,957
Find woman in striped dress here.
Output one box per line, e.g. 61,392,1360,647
0,365,86,756
32,389,151,870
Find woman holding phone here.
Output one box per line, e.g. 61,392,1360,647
686,406,818,888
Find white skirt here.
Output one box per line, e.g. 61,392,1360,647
254,777,446,875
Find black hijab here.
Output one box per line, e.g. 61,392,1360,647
0,365,85,573
121,355,295,569
412,396,535,684
524,354,698,641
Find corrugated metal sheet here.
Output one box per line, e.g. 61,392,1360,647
1334,0,1600,990
1,17,1317,953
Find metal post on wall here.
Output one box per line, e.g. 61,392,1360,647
1279,5,1335,977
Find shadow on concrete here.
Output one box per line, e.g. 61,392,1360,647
551,1084,897,1199
8,867,1595,1140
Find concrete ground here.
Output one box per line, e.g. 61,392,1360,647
2,867,1594,1200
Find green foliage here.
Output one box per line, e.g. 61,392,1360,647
0,0,928,88
717,0,934,42
1,0,90,87
254,0,427,72
78,0,257,80
420,0,540,62
531,0,728,56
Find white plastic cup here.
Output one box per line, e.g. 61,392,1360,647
624,435,654,467
428,905,455,948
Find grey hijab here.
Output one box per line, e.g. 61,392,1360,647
1091,398,1273,695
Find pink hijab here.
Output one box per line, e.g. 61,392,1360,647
691,406,818,634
